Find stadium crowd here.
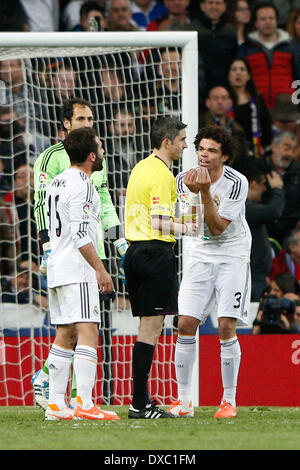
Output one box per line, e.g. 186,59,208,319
1,0,300,334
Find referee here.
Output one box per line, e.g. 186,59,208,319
124,116,198,419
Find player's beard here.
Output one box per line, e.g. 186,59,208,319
92,156,103,172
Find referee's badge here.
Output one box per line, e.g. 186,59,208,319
178,193,189,212
152,196,160,204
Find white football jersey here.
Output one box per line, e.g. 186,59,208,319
176,165,252,262
46,168,101,288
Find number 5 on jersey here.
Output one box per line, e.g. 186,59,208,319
48,194,62,238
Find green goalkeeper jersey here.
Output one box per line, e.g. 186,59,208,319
33,141,120,259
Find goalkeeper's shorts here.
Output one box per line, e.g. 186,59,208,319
124,240,178,317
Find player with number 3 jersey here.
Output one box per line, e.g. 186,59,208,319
168,126,252,419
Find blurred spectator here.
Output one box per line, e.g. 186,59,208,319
1,262,31,304
252,272,300,334
268,0,300,29
0,106,27,191
13,163,40,266
227,57,273,159
1,261,48,308
238,1,300,108
253,131,300,244
270,93,300,162
0,156,12,195
147,0,191,31
19,0,59,32
228,0,252,45
269,227,300,283
286,7,300,42
62,0,106,30
106,0,139,31
156,47,181,118
61,0,84,30
96,65,133,135
0,58,50,157
199,85,248,171
73,1,107,31
184,0,238,103
132,0,168,30
105,105,134,205
0,194,15,275
46,62,78,139
51,63,78,102
245,166,285,300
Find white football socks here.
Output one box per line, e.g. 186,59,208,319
220,336,241,408
48,344,74,409
174,335,196,404
73,345,98,409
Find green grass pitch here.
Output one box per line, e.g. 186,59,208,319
1,406,300,451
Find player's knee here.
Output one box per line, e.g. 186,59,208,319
218,317,236,340
177,315,198,336
138,316,163,345
76,323,99,349
56,324,77,349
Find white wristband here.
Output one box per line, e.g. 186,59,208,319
189,192,200,206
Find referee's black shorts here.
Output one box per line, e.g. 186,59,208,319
124,240,178,317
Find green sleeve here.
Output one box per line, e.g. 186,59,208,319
91,159,120,231
91,159,120,260
33,142,70,233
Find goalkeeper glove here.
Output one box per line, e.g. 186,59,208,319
40,242,51,277
113,237,128,283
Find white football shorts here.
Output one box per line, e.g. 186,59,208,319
178,258,251,326
49,281,101,325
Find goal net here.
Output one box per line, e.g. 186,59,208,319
0,32,198,406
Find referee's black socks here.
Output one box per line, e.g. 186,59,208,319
132,341,155,410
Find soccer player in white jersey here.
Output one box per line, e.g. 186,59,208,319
168,126,251,418
45,126,119,421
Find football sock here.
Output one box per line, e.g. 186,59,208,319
220,336,241,408
131,341,155,410
71,368,77,398
48,344,74,409
73,345,98,409
175,335,196,403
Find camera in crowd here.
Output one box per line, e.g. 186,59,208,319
260,294,296,327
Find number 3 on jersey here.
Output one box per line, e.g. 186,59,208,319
48,194,62,237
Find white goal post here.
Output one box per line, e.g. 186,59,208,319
0,31,199,407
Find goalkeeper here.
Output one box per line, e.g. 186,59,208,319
32,97,128,410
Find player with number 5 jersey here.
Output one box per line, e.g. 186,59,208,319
46,167,100,288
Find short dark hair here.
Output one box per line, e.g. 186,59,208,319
252,1,279,22
194,125,237,160
245,166,266,184
80,1,105,18
273,273,299,295
64,127,98,164
61,98,94,124
150,116,187,149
